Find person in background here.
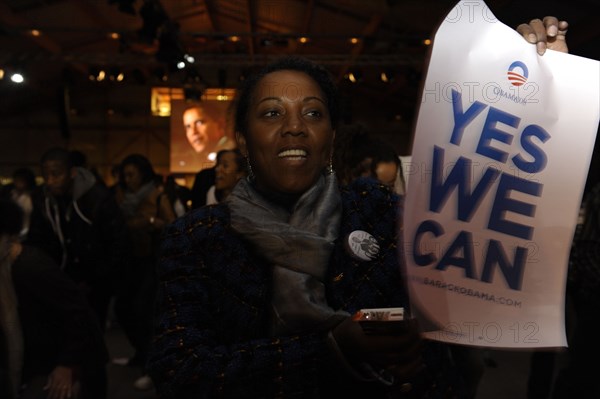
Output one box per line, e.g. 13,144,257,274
26,147,130,331
162,175,192,217
112,153,176,391
206,149,246,205
5,167,37,237
331,122,375,186
190,166,216,209
0,198,108,399
369,138,407,196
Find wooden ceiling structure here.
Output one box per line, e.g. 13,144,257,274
0,0,597,137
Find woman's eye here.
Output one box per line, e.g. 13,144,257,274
305,110,322,118
263,110,280,117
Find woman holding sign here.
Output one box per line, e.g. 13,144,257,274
147,17,568,399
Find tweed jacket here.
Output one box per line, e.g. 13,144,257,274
148,178,461,398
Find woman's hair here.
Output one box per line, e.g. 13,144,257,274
118,154,157,188
332,123,375,185
369,138,401,176
233,56,340,137
216,149,245,172
0,198,24,236
12,167,37,190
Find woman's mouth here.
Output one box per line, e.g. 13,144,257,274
278,149,307,161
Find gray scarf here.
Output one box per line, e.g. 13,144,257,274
0,236,24,399
227,173,349,336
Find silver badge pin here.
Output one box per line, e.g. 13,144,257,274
345,230,379,261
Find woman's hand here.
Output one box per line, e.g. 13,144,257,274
517,16,568,55
44,366,77,399
332,316,424,381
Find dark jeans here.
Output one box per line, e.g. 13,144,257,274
113,256,158,371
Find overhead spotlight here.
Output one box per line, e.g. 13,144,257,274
380,69,396,83
298,36,310,44
10,72,24,84
109,67,125,82
30,29,41,37
88,67,106,82
349,37,360,45
0,68,4,80
346,70,362,83
423,38,432,46
229,36,241,43
184,54,195,63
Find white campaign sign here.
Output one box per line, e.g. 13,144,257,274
403,0,599,348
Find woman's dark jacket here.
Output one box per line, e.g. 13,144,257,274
148,178,463,398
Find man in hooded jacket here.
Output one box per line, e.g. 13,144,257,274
26,147,130,330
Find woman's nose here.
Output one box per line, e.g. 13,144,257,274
282,113,305,136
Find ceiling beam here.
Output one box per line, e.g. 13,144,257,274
0,2,62,54
245,0,256,57
336,13,383,82
203,0,219,31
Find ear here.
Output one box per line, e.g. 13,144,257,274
235,131,248,157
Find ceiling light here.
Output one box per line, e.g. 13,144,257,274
349,37,360,45
423,39,432,46
380,69,396,83
30,29,41,37
346,70,362,83
10,72,24,84
298,36,309,44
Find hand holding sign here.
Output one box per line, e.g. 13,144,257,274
517,16,569,55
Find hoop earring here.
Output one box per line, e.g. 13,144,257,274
245,157,255,180
326,157,334,175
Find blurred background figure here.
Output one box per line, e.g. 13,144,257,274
369,137,407,196
26,147,130,332
332,123,407,195
190,166,216,209
112,153,176,391
162,175,192,217
206,149,246,205
0,198,109,399
4,167,37,237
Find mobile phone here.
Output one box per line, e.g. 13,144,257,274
352,307,408,335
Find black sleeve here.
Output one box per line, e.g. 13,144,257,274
12,247,108,369
191,168,215,209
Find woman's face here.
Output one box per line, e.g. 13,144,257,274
215,152,245,191
237,70,335,195
122,163,143,192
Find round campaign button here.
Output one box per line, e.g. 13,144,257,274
345,230,380,261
